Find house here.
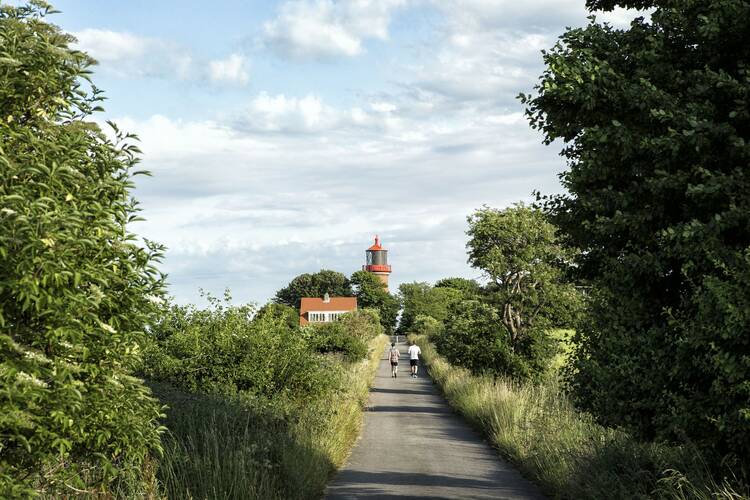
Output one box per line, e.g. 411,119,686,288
299,293,357,326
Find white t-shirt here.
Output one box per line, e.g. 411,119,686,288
408,345,421,360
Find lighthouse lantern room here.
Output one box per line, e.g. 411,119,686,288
363,235,392,291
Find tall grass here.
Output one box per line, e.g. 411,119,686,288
415,336,748,500
152,334,388,500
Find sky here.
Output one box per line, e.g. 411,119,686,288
48,0,645,306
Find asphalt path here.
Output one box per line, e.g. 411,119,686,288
325,341,546,500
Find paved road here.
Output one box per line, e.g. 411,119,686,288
325,341,546,500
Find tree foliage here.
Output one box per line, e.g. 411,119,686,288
0,2,164,495
410,314,444,338
274,269,353,308
522,0,750,458
466,204,580,353
306,309,383,362
350,271,400,332
435,300,552,379
254,302,299,331
143,293,337,410
434,277,482,297
397,282,464,333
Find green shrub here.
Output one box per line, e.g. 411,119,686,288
0,3,164,495
339,308,384,342
307,322,368,362
142,294,337,409
435,300,554,380
150,335,389,500
409,314,444,337
305,309,383,362
523,0,750,460
398,282,465,334
254,302,299,331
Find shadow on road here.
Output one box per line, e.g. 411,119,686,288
366,405,453,414
370,387,434,396
328,469,533,499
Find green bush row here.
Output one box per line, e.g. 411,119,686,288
140,294,387,498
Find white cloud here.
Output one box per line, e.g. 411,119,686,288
238,92,340,132
73,29,194,80
397,1,650,110
434,0,647,31
208,54,250,85
73,29,148,62
73,29,249,85
95,1,653,306
263,0,405,59
118,85,562,304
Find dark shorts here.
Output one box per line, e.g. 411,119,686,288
390,361,398,367
410,359,419,367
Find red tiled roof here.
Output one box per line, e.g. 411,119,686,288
300,297,357,313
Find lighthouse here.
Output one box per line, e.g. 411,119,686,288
363,235,392,291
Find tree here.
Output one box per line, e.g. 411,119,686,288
274,269,352,308
397,282,464,333
0,3,165,495
254,302,299,331
466,205,579,359
435,300,550,379
434,277,482,297
522,0,750,458
349,271,400,333
410,314,443,338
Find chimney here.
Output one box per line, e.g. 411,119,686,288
323,293,330,303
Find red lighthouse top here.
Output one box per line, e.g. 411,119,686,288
367,235,384,251
364,235,391,274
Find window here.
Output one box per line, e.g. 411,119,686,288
309,312,325,322
308,311,346,323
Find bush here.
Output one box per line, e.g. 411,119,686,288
523,0,750,459
142,294,337,409
398,282,465,334
435,300,554,380
409,314,443,337
148,332,389,499
305,309,383,362
0,3,164,495
254,302,299,331
307,322,368,362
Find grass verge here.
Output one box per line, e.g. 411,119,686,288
151,334,388,500
414,336,748,500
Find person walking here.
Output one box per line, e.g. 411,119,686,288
408,341,422,378
388,342,400,378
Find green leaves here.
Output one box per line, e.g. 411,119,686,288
143,294,344,406
350,270,400,332
0,3,165,496
274,269,353,308
524,0,750,462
